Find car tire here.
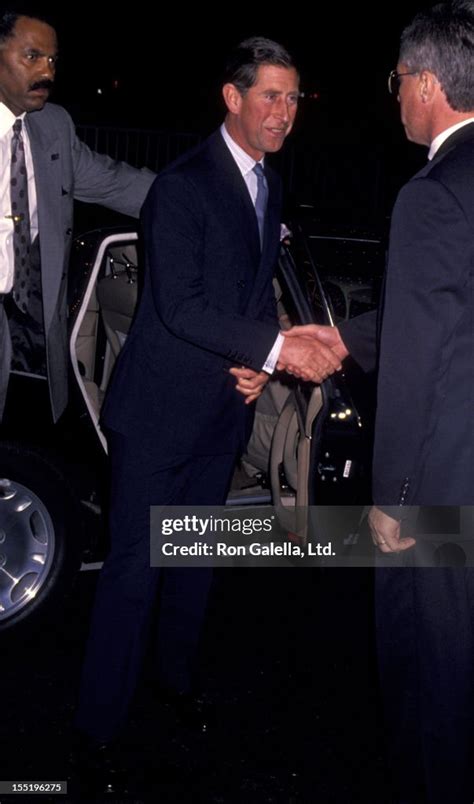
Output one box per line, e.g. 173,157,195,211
0,441,83,633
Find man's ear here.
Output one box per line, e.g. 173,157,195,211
419,70,438,103
222,83,243,114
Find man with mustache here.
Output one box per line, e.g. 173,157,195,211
0,8,154,423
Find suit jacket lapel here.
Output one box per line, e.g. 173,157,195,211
206,131,262,266
205,132,284,280
25,110,63,329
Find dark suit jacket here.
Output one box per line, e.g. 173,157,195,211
0,103,155,421
102,129,281,456
341,122,474,507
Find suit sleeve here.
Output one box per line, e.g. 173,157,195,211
65,113,155,217
372,176,470,506
143,172,279,370
339,310,377,373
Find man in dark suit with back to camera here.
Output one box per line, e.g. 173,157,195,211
284,2,474,801
74,36,339,780
0,7,154,424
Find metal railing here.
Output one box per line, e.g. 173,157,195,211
76,125,202,174
76,124,410,223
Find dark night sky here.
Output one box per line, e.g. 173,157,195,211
9,2,431,219
35,2,426,144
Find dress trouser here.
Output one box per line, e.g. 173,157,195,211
75,429,237,742
376,554,474,804
0,237,43,421
0,300,12,420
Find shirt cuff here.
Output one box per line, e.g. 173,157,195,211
262,332,284,374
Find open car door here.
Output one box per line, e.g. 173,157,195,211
268,227,368,546
68,226,369,548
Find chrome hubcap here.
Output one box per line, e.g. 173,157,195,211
0,478,55,622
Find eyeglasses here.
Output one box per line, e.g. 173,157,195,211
388,69,418,95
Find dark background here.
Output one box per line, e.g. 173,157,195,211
46,2,429,224
17,3,427,149
4,1,433,225
50,3,421,138
3,6,432,801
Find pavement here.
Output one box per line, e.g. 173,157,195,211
2,566,389,803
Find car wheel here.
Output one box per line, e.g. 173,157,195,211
0,442,83,633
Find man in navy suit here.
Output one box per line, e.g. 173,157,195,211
75,37,339,765
284,2,474,800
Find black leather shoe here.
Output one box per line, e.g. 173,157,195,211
157,688,215,734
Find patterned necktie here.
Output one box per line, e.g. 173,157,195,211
10,118,31,312
252,162,268,248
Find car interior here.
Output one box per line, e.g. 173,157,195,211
69,229,359,545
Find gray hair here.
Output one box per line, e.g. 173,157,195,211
399,0,474,111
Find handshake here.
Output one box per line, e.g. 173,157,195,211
230,324,349,405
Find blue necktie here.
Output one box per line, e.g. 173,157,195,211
10,118,31,312
252,162,268,248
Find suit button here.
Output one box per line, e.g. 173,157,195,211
66,228,72,235
237,280,246,289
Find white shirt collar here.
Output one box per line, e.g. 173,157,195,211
428,117,474,159
0,102,26,138
220,122,264,178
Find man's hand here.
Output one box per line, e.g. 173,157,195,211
368,506,416,553
283,325,349,362
229,367,270,404
276,329,343,382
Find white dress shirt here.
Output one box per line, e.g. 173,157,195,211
0,102,38,293
220,123,283,372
